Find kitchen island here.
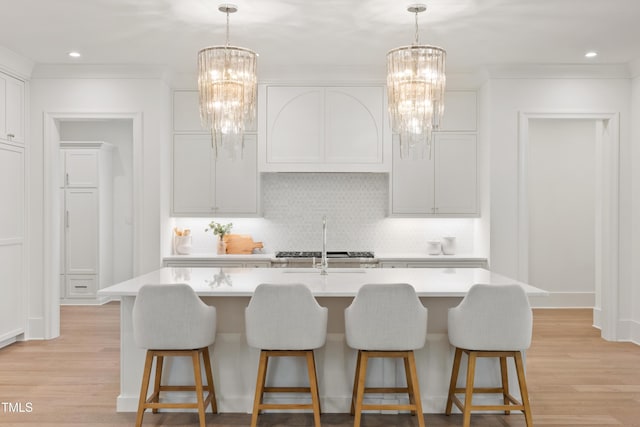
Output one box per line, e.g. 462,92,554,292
99,267,547,414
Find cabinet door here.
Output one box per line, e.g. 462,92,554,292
266,87,324,163
325,87,383,164
5,75,24,144
172,134,214,214
64,150,99,187
434,134,477,214
0,142,25,340
214,134,258,214
391,135,435,214
65,188,99,274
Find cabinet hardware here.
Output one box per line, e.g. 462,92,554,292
75,285,88,289
66,173,69,186
65,211,69,228
6,133,15,139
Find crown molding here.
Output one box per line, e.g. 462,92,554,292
483,63,630,79
31,64,173,83
628,58,640,79
0,46,35,79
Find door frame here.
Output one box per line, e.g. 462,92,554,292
518,112,620,340
42,112,142,339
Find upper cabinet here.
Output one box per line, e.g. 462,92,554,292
172,133,258,216
260,86,391,172
172,90,260,216
391,133,478,216
0,72,25,144
390,90,479,217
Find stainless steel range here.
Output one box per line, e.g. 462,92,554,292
273,251,377,268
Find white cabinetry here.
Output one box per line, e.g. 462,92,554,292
0,72,25,144
163,259,271,268
0,141,25,345
261,86,389,172
391,134,477,216
172,133,258,216
172,90,259,216
390,89,478,217
60,142,113,303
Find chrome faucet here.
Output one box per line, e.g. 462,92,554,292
316,215,329,275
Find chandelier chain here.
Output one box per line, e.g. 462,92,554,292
414,10,419,45
225,9,230,47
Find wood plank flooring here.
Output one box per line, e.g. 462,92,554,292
0,304,638,426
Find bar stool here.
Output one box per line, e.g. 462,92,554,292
445,283,533,427
132,284,217,427
345,283,428,427
245,283,328,427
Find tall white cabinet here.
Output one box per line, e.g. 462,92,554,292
0,70,26,346
390,91,479,217
172,90,259,216
59,141,113,304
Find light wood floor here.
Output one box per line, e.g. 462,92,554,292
1,304,639,426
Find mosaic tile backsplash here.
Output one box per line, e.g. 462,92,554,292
171,173,477,255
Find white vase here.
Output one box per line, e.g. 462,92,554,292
442,236,456,255
427,240,442,255
217,238,227,255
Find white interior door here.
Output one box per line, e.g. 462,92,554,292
527,119,596,307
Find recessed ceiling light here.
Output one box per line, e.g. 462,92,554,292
585,51,598,58
68,51,81,58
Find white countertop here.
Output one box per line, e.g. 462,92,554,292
99,267,547,298
162,252,487,262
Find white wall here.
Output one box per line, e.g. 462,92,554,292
487,76,633,324
59,120,134,284
631,70,640,344
528,119,596,305
29,74,171,339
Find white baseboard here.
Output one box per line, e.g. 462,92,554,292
593,307,602,330
27,317,44,340
0,336,17,349
630,319,640,345
528,291,595,308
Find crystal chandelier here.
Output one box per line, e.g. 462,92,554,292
198,4,257,159
387,4,446,159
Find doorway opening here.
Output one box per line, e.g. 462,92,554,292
43,112,142,338
518,113,619,341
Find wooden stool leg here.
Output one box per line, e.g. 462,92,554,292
202,347,217,413
151,355,163,414
446,347,463,415
353,351,369,427
499,355,510,415
350,350,362,415
136,351,154,427
514,351,533,427
306,350,322,427
191,350,207,427
251,350,269,427
407,351,425,427
462,352,477,427
403,353,416,415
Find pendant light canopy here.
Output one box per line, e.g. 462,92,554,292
198,3,257,159
387,4,446,159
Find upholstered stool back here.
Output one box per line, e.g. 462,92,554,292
345,283,427,351
133,283,217,350
246,283,327,350
448,283,532,351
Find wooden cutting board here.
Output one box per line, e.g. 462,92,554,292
223,234,264,254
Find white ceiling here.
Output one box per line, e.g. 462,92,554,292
2,0,640,80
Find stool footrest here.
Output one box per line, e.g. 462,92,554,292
263,387,311,393
361,404,419,411
364,387,409,394
258,403,314,410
